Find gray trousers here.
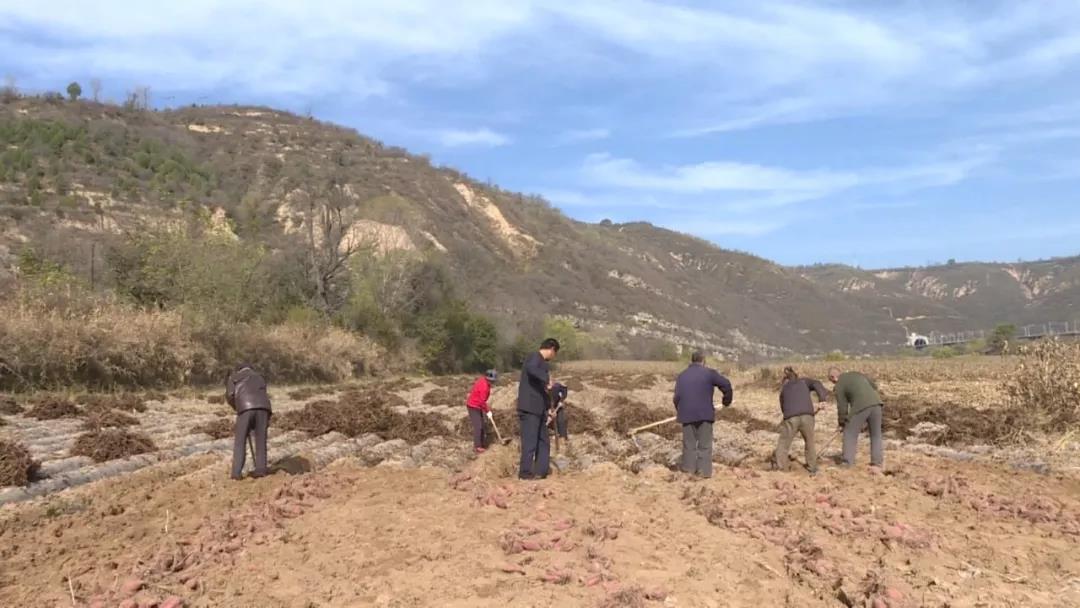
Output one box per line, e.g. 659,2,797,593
775,414,816,472
842,405,883,466
468,408,486,448
681,421,713,478
232,409,270,479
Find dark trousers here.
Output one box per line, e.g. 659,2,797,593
468,408,487,448
232,409,269,479
555,407,568,439
518,411,550,479
842,405,884,466
775,414,816,472
681,421,713,478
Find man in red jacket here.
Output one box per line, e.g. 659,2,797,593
466,369,498,453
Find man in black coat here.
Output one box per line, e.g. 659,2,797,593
226,362,272,480
774,366,829,474
673,351,733,478
517,338,560,480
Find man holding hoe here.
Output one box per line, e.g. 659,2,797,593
673,350,734,479
517,338,560,480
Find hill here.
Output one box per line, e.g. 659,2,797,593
0,96,1076,360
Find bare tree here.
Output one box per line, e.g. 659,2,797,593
136,85,150,110
90,78,102,102
1,74,17,103
303,180,369,312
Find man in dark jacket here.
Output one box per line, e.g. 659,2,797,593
517,338,560,480
673,351,733,478
774,367,829,474
226,362,272,480
829,367,884,468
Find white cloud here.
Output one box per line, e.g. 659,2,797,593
555,128,610,145
436,128,510,148
578,149,994,214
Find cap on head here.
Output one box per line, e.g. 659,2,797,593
235,361,253,373
485,369,498,383
691,350,705,364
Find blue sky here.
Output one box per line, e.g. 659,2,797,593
2,0,1079,268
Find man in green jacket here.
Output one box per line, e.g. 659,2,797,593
828,367,884,468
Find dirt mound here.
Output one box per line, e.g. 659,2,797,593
562,403,605,436
747,367,782,390
584,374,665,391
883,395,1019,445
70,428,157,463
78,393,148,413
191,418,234,439
0,441,40,486
279,392,446,443
206,394,225,405
82,409,139,430
715,407,777,434
608,395,679,440
287,386,337,401
422,387,458,407
0,396,23,415
25,397,81,420
456,409,521,443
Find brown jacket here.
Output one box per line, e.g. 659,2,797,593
226,367,272,414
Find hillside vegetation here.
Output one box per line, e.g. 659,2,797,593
0,91,1076,388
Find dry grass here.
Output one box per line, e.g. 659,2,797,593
25,397,81,420
607,394,679,439
286,387,338,402
192,418,234,439
70,428,156,462
422,387,458,407
0,396,23,415
82,409,139,430
278,391,447,443
78,393,148,413
0,441,40,486
1006,339,1080,431
0,300,385,391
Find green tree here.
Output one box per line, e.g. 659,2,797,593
66,82,82,101
989,324,1016,354
542,317,582,360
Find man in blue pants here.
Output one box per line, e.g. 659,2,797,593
517,338,560,480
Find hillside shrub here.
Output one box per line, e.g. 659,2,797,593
1006,338,1080,432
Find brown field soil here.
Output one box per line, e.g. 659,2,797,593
0,356,1078,607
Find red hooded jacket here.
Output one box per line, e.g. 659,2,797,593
466,377,492,413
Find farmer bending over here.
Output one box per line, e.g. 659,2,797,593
774,366,829,475
466,369,498,454
226,362,272,480
549,382,569,443
673,351,733,479
829,367,884,468
517,338,560,480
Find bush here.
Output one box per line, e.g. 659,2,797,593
1006,339,1080,432
543,317,582,360
0,296,383,390
824,350,846,362
0,441,40,486
931,346,958,359
414,300,499,375
989,324,1016,355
